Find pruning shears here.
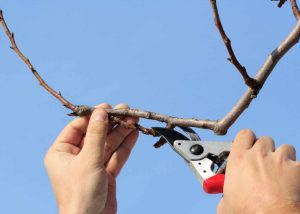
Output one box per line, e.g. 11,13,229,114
152,127,231,194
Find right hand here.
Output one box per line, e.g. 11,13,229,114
217,130,300,214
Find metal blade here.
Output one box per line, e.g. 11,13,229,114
179,126,201,141
152,127,190,146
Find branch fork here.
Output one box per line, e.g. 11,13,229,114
1,2,300,146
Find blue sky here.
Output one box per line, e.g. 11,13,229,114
0,1,299,213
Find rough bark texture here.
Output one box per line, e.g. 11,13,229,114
1,1,300,140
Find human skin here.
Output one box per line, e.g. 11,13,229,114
45,106,300,214
44,103,139,214
218,130,300,214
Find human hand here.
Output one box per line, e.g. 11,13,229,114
217,130,300,214
44,103,139,214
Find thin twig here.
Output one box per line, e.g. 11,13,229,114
0,10,76,112
110,116,159,137
71,20,300,135
153,124,175,148
279,0,288,7
291,0,300,20
210,0,260,90
219,20,300,133
273,0,300,20
0,10,160,138
1,10,300,136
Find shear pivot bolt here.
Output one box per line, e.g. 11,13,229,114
190,144,203,155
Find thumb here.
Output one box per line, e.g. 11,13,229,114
80,108,108,166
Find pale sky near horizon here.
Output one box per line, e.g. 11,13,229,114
0,1,300,213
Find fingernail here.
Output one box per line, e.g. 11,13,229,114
91,109,108,122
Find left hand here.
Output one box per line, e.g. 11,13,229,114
44,103,139,214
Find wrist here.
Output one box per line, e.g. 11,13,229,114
58,200,102,214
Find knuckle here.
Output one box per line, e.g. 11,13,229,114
97,103,112,109
239,129,253,135
259,136,274,143
279,144,296,152
238,129,255,138
282,143,295,149
276,144,296,160
115,103,129,109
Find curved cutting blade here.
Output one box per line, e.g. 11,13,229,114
179,126,201,141
152,127,189,146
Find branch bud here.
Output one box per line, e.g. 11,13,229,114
68,105,95,117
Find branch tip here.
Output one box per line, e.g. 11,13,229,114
210,0,257,90
1,7,300,138
291,0,300,20
153,138,167,148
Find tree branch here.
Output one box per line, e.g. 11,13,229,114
1,9,300,136
0,10,160,139
291,0,300,20
273,0,300,20
219,20,300,133
0,10,77,112
210,0,260,90
277,0,288,7
73,20,300,135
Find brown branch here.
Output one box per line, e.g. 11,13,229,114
273,0,300,20
219,20,300,132
291,0,300,20
71,20,300,135
271,0,288,8
0,10,76,112
153,124,175,148
210,0,260,90
1,10,300,136
0,10,160,139
110,116,160,137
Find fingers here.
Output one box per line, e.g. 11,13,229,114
95,103,130,134
104,116,139,163
103,103,138,163
106,131,139,178
52,142,81,155
53,103,111,149
252,136,275,154
80,108,109,166
95,103,112,109
95,103,113,132
112,103,129,113
107,103,131,133
232,129,256,151
276,144,296,161
53,116,90,148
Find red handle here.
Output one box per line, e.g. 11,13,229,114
203,174,225,194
